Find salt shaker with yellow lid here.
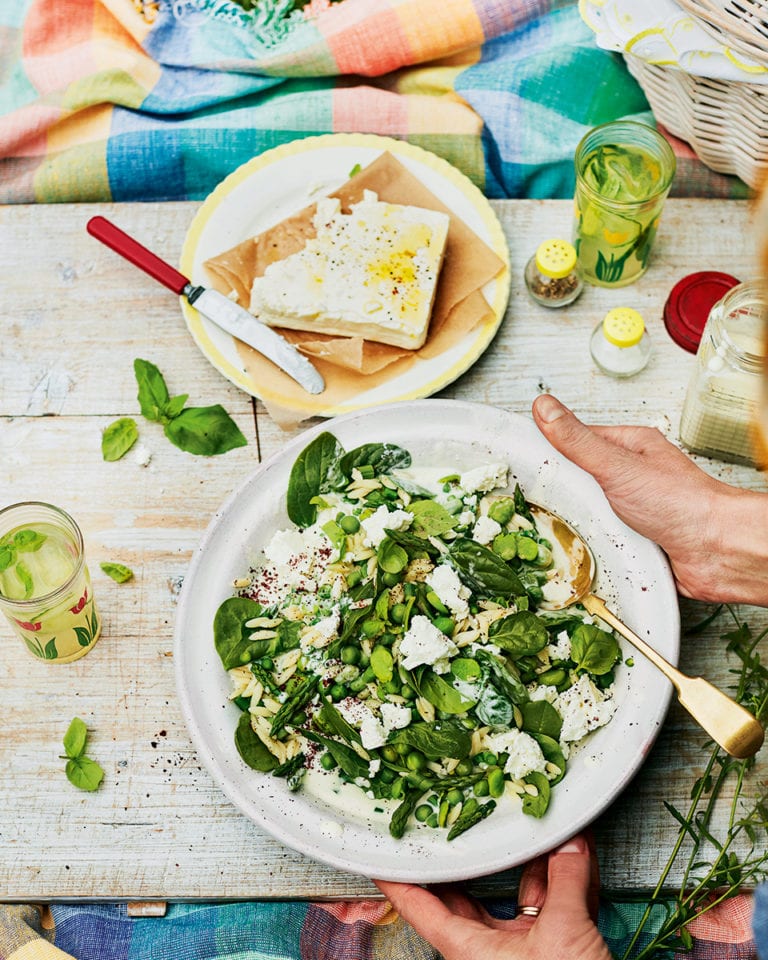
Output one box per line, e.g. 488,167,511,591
590,307,652,377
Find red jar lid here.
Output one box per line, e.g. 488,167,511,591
663,271,741,353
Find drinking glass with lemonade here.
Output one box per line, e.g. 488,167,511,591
573,121,676,288
0,502,100,662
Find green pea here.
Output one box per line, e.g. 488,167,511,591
406,751,427,772
455,759,474,776
329,683,346,702
260,656,274,670
403,583,417,598
487,766,506,798
380,768,397,784
433,616,455,636
381,570,402,587
401,684,417,701
341,645,361,665
383,678,400,694
446,788,464,807
381,745,399,763
443,496,464,515
239,651,251,664
320,752,338,771
480,752,498,765
382,488,398,502
379,632,396,647
415,804,432,823
473,779,490,797
339,514,360,534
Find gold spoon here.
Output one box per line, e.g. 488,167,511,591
528,504,764,760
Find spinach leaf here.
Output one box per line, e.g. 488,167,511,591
570,623,620,675
533,733,566,785
522,700,563,740
287,432,345,527
213,596,264,669
390,719,471,761
164,405,247,456
474,650,529,705
134,358,170,421
100,562,134,583
448,538,525,599
377,539,408,574
417,669,477,714
475,680,514,728
408,500,457,538
538,613,584,635
522,771,551,818
102,417,139,461
489,611,549,658
234,713,278,772
339,443,411,479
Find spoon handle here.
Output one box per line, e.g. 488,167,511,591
582,594,764,759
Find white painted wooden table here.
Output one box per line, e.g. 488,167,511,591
1,199,766,902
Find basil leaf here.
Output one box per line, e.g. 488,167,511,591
287,432,345,527
101,417,139,462
448,538,525,599
164,405,247,456
163,393,189,420
475,680,513,728
15,561,33,599
63,717,88,759
408,500,457,538
390,719,472,761
322,520,346,559
66,756,105,792
0,544,14,572
377,539,408,574
316,700,361,744
100,562,134,583
134,358,170,422
489,611,549,658
522,771,551,818
214,596,264,669
339,443,411,480
474,649,529,705
522,700,563,740
571,623,620,675
234,713,278,772
13,529,46,552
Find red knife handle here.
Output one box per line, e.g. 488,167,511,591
87,215,190,295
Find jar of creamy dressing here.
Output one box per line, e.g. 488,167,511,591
679,280,767,466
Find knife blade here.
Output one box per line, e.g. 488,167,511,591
86,216,325,395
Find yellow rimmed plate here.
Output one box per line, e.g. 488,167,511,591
179,134,510,417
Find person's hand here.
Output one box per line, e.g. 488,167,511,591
532,394,768,606
374,833,611,960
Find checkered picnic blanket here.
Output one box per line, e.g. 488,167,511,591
0,0,750,203
0,893,759,959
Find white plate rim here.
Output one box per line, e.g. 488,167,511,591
178,133,511,418
174,399,679,882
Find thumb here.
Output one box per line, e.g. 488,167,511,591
531,395,626,481
539,835,594,927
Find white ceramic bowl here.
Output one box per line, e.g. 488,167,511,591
174,400,679,882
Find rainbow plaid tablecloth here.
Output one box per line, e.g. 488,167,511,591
0,893,759,959
0,0,751,203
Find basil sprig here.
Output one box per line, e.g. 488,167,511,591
101,417,138,461
133,359,247,456
61,717,104,792
100,561,134,583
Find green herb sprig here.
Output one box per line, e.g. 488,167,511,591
133,359,247,456
618,607,768,959
61,718,105,792
100,561,134,583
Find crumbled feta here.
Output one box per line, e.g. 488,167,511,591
426,564,471,621
457,510,476,528
360,505,413,548
399,615,458,673
486,729,547,780
380,702,412,732
472,515,502,546
359,710,387,750
528,683,558,703
555,674,617,742
547,630,572,662
459,463,508,494
263,526,332,593
368,758,381,777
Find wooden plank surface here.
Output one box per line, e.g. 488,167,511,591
0,199,766,901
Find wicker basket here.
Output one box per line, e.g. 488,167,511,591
674,0,768,69
624,54,768,188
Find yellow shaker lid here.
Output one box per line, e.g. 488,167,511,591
535,239,577,279
603,307,645,347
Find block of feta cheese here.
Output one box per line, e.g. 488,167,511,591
249,191,450,350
